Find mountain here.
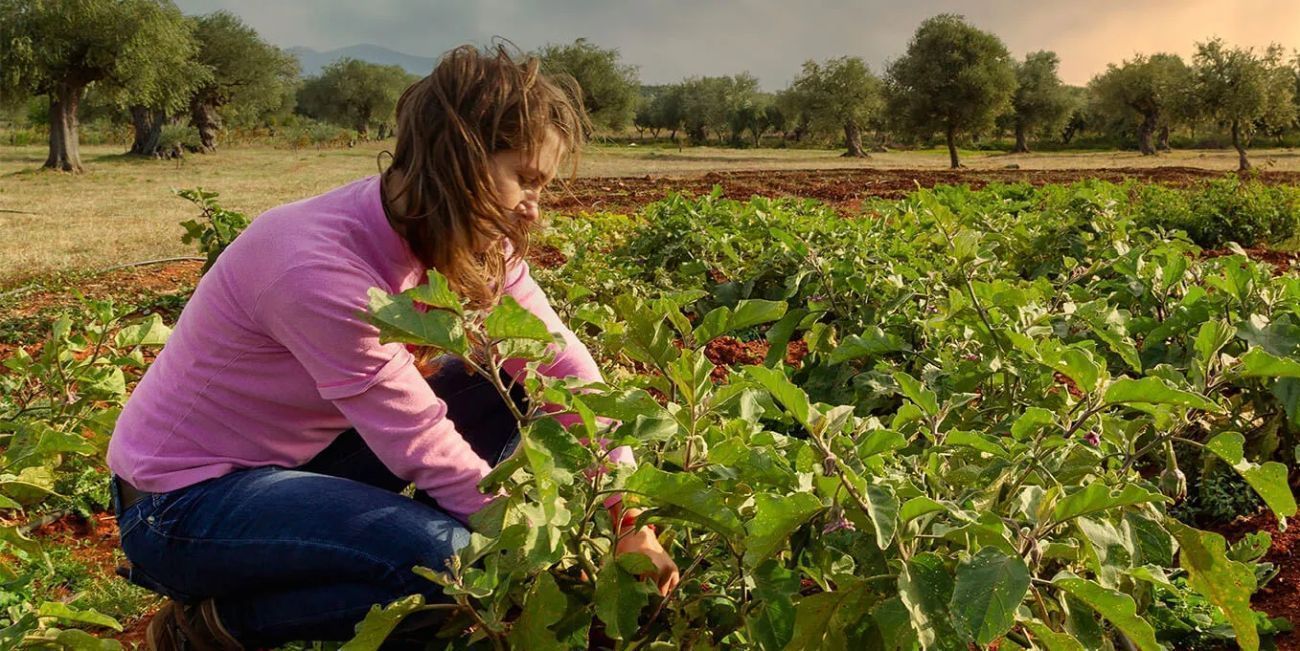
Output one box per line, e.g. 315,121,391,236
287,44,438,77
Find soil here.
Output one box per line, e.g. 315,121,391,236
1202,247,1300,275
547,166,1300,214
703,336,808,381
1209,510,1300,650
26,513,161,647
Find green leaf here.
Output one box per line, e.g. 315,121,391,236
1240,347,1300,379
1103,377,1221,413
508,573,569,651
113,313,171,347
1165,519,1260,651
892,372,939,417
365,289,468,354
828,328,907,365
857,429,907,458
485,295,554,342
1019,618,1086,651
751,560,800,650
897,553,963,650
625,465,743,536
900,496,946,523
36,602,122,631
744,492,823,567
407,269,463,315
1052,574,1161,651
1052,483,1164,524
745,366,813,429
863,484,899,550
341,594,431,651
948,547,1029,646
594,558,655,640
729,299,788,333
1205,432,1297,520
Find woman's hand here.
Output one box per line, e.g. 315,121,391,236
613,508,680,596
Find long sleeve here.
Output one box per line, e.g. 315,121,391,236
252,262,495,523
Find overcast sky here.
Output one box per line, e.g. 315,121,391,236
172,0,1300,89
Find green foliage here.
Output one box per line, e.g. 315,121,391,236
536,38,639,132
190,11,300,127
344,183,1298,648
1005,51,1073,151
1191,39,1297,169
1088,53,1193,154
786,57,883,155
176,187,250,272
296,58,415,137
884,13,1017,167
1133,178,1300,247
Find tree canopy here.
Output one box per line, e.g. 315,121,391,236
1191,39,1296,170
787,56,883,157
536,38,640,132
1006,51,1072,153
296,58,415,137
1089,53,1192,155
884,14,1017,168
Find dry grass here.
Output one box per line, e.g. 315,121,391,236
3,141,1300,290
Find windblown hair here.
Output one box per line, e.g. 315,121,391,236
380,43,589,309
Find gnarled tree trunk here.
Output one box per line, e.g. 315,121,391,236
1137,113,1157,155
1232,120,1251,171
1157,125,1171,152
129,106,167,157
841,122,868,158
1012,122,1030,153
45,83,85,172
189,98,221,153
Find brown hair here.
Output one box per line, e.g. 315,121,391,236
380,43,589,310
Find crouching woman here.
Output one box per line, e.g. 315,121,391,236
105,44,676,651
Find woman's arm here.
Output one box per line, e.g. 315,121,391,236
253,261,495,523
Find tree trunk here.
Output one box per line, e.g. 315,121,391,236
1232,119,1251,171
946,125,960,169
1012,122,1029,153
129,106,167,157
1137,114,1157,155
45,83,85,172
1157,125,1171,152
189,98,221,153
841,122,868,158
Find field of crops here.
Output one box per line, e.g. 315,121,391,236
2,176,1300,649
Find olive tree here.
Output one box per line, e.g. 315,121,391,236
297,59,416,138
1191,39,1296,171
537,39,639,132
884,14,1016,168
679,74,759,144
787,56,883,157
1007,51,1072,153
188,11,299,152
1090,53,1191,155
0,0,202,171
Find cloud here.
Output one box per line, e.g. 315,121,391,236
173,0,1300,88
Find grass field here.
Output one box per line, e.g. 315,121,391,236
3,141,1300,290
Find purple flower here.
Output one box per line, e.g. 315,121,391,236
822,513,856,534
1082,431,1101,447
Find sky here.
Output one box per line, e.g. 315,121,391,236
172,0,1300,89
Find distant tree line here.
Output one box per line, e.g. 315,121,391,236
2,2,1298,172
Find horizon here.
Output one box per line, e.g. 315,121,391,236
175,0,1300,89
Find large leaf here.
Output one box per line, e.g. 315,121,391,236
863,483,900,550
509,572,570,650
745,365,813,429
1052,483,1164,524
948,548,1029,646
1239,347,1300,379
407,269,463,315
625,465,743,536
828,328,907,365
36,603,121,631
1051,574,1161,651
1102,377,1221,413
113,313,171,347
341,594,431,651
594,558,656,640
1205,431,1297,519
744,492,824,567
1165,519,1259,651
897,553,963,650
485,295,554,342
365,289,468,354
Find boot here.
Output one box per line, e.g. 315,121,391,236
146,598,244,651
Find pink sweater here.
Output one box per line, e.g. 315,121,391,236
106,174,624,523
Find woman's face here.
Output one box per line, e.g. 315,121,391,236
487,128,564,226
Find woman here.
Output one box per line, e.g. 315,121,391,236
105,44,678,650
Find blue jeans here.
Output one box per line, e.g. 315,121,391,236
110,358,523,647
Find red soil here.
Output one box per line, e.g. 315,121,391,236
1210,511,1300,650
